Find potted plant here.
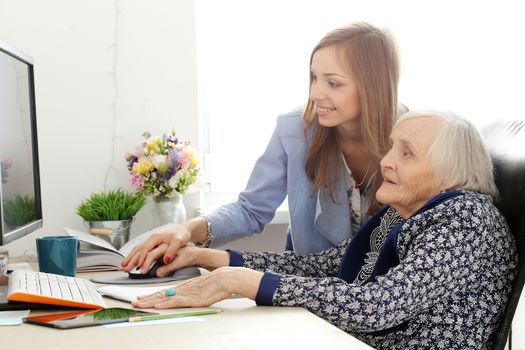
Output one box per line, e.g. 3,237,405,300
76,188,146,249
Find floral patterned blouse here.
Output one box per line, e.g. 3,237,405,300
229,191,517,349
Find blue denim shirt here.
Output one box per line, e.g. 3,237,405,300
206,108,354,255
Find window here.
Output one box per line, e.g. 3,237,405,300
197,0,525,194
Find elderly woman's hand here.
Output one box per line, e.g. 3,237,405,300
131,267,264,309
155,246,230,277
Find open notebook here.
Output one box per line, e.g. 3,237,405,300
64,223,177,272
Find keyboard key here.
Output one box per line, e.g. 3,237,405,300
26,275,37,291
50,280,61,297
40,282,52,297
59,282,73,300
71,286,83,301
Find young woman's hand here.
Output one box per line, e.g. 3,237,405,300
121,225,192,273
121,217,212,273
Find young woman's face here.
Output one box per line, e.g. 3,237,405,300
309,45,361,128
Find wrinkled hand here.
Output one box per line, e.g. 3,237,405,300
153,245,201,277
132,267,234,309
132,267,264,309
156,245,231,277
121,225,191,274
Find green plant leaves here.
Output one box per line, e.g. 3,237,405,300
76,189,146,221
3,194,37,227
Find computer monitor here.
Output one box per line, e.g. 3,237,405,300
0,40,42,247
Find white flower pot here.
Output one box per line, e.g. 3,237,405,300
153,193,187,225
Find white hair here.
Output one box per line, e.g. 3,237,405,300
395,110,498,197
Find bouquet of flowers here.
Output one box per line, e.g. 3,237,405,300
125,129,200,199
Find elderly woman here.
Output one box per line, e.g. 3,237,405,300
133,111,517,349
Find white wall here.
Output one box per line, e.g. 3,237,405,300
0,0,201,256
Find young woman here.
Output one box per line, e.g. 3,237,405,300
122,21,402,273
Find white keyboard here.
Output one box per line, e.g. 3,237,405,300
7,269,106,309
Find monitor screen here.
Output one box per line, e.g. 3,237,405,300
0,40,42,246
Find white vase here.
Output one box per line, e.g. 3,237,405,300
153,193,187,225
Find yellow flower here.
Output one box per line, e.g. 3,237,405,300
188,149,200,169
146,137,163,155
132,158,154,175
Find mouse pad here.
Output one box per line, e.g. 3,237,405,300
89,266,201,285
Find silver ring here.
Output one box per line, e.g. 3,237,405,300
165,287,176,297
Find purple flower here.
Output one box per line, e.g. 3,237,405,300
126,155,138,171
167,150,179,170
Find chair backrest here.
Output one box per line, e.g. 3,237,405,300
483,120,525,350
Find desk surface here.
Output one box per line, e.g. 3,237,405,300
1,270,373,350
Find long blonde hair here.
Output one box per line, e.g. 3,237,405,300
304,22,400,212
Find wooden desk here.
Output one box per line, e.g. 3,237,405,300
1,271,373,349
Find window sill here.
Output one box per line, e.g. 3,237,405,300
195,192,290,225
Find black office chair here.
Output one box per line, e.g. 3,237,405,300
483,120,525,350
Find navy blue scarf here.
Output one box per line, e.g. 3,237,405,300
337,191,463,334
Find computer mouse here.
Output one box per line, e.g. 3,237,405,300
128,259,168,279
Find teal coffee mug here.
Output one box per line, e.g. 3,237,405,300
36,236,80,277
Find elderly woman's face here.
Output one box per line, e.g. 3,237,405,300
376,117,443,219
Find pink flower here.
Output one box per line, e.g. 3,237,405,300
130,175,144,189
177,151,190,170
